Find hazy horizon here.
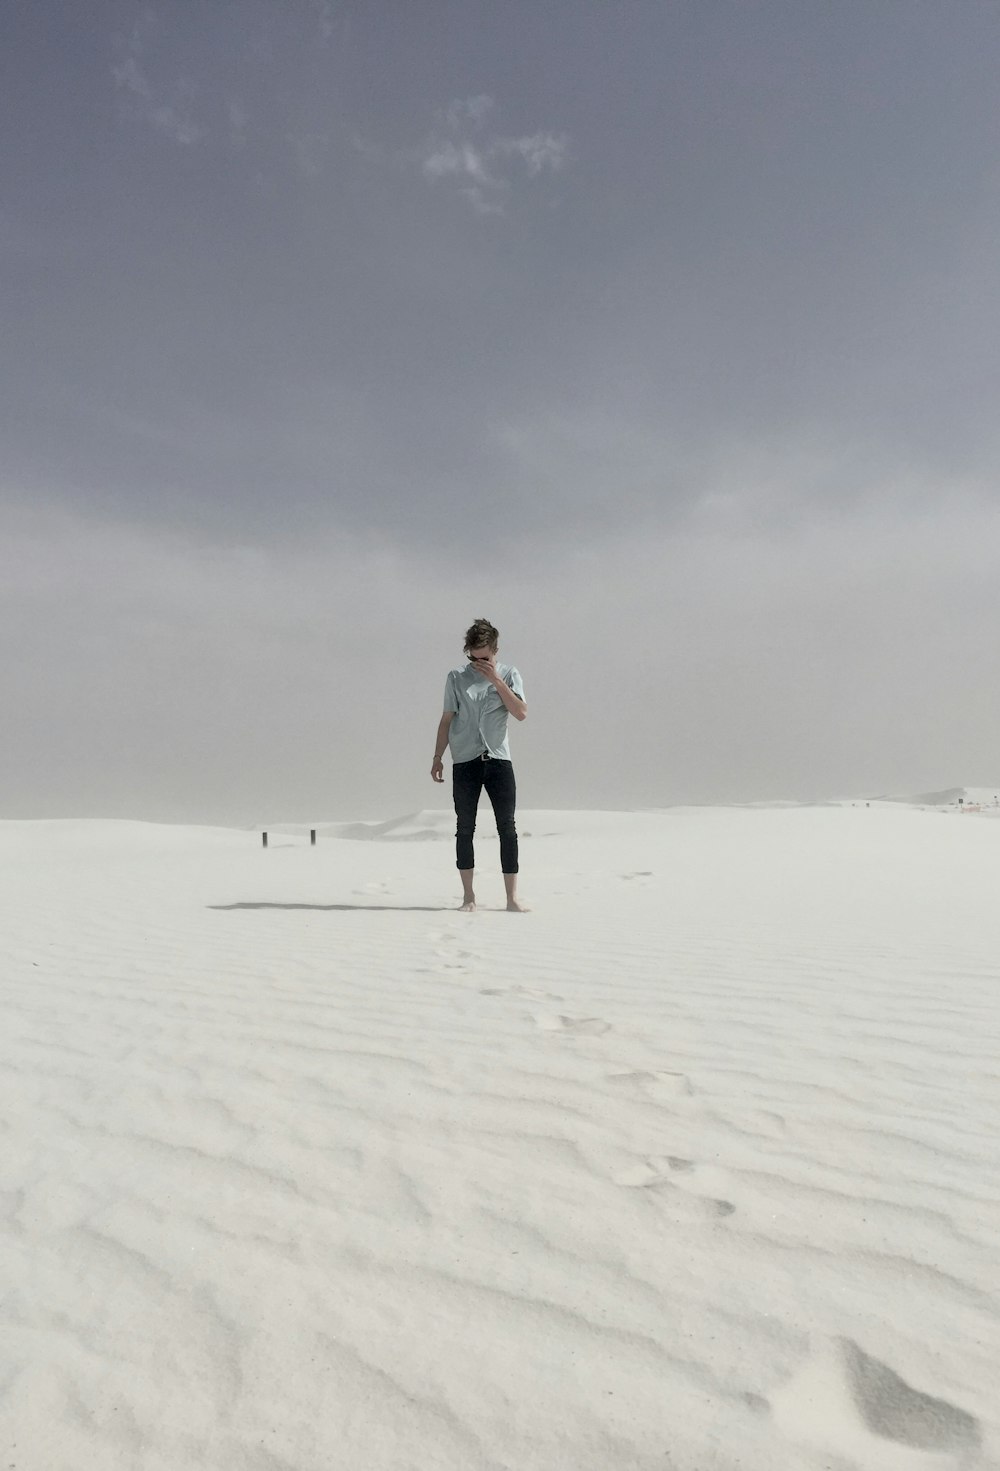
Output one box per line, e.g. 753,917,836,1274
3,2,999,823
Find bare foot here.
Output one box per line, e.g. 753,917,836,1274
506,899,530,912
459,897,476,912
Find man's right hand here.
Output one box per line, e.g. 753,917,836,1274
431,759,444,783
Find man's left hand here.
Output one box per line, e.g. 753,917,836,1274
475,655,501,685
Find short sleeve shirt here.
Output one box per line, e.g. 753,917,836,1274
443,662,525,762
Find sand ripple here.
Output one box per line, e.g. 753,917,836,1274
1,808,998,1469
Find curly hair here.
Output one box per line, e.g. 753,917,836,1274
463,617,499,652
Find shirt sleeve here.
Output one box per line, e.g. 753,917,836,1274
443,671,459,713
505,666,525,699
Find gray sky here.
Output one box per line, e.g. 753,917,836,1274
3,0,999,823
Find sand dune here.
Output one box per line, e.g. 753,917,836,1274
1,804,998,1469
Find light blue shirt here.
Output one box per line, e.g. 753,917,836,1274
444,662,525,763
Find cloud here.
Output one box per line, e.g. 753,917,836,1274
111,11,332,175
112,14,202,146
416,98,569,215
313,0,335,43
421,137,506,215
493,132,569,176
112,52,151,102
149,93,202,147
446,94,495,130
421,141,493,185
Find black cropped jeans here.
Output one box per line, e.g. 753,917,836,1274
452,756,518,874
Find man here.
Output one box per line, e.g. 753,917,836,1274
431,618,528,912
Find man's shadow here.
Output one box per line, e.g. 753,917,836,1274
209,902,451,913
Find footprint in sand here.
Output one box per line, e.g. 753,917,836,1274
613,1155,736,1219
604,1069,693,1103
770,1337,980,1468
433,942,479,970
532,1013,612,1036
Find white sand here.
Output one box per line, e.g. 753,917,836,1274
1,803,998,1470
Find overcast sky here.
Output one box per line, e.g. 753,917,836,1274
3,0,999,823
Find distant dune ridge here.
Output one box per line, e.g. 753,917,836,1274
261,786,1000,844
875,785,1000,809
1,795,998,1469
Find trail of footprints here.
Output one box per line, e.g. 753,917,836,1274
421,924,735,1224
421,926,987,1462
